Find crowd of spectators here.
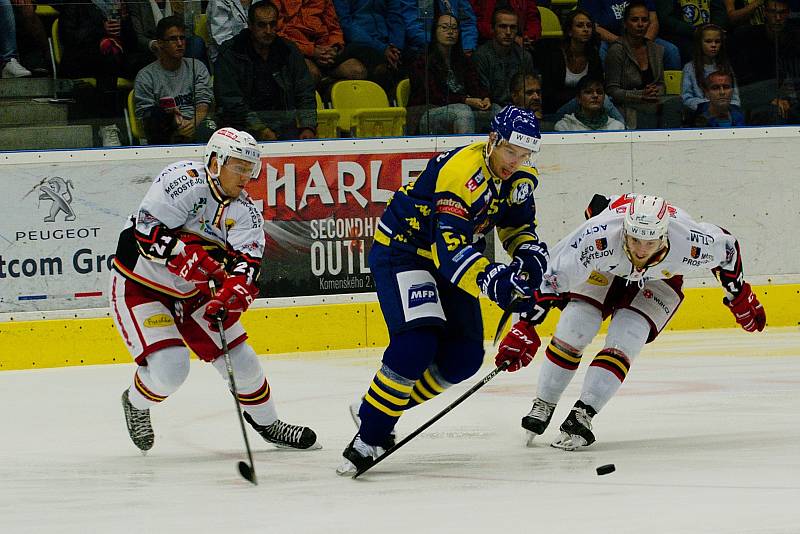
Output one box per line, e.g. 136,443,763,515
2,0,800,145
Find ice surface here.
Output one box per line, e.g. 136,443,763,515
1,328,798,533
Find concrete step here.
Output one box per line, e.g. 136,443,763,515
0,124,93,150
0,78,73,99
0,99,69,127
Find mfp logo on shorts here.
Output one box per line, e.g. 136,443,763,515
408,282,438,308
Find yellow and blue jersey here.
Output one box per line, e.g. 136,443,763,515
373,142,541,297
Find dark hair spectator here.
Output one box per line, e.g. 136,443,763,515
474,7,534,109
604,0,666,128
214,0,317,140
691,70,746,125
554,75,626,130
407,12,490,134
129,0,208,68
681,23,740,112
654,0,729,63
534,8,604,114
402,0,479,54
134,16,215,144
470,0,542,46
579,0,682,69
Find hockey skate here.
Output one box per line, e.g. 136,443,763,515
551,401,597,451
521,398,556,447
121,389,154,452
243,412,321,450
349,398,396,449
336,434,385,476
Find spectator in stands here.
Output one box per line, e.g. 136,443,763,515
8,0,50,75
681,23,740,113
407,12,490,134
474,7,534,109
691,70,746,125
208,0,251,63
129,0,208,67
273,0,367,86
555,75,626,130
655,0,728,63
724,0,765,28
509,69,558,130
731,0,798,123
0,0,32,77
604,1,665,128
534,9,604,114
580,0,682,69
332,0,405,91
402,0,479,55
215,0,316,140
470,0,541,47
134,16,215,144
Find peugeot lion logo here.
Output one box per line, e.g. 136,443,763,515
38,176,76,222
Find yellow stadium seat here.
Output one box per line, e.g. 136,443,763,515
395,78,410,108
193,13,210,45
664,70,683,95
127,89,145,144
330,80,406,137
51,19,133,90
35,4,59,17
315,91,340,139
538,7,563,39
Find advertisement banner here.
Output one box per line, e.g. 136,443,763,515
0,149,435,312
249,151,434,297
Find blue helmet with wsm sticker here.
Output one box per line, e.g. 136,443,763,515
490,105,542,154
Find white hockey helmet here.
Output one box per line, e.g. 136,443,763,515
623,195,670,242
204,127,262,180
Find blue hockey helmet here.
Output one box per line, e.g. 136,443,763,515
490,106,542,153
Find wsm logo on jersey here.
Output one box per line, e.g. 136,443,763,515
408,282,438,308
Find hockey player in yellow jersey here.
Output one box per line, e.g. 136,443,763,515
338,106,550,475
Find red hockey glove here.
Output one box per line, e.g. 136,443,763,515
204,275,258,326
167,244,226,294
496,320,541,372
724,283,766,332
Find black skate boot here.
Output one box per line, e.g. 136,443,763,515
336,434,384,476
349,398,396,449
121,389,154,452
551,400,597,451
243,412,321,450
521,398,556,446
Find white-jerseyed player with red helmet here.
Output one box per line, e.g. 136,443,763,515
110,127,320,453
495,193,766,450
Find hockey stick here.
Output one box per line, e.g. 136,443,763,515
353,359,511,479
210,281,258,485
493,294,522,345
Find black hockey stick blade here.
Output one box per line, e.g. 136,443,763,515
352,360,511,479
238,460,257,485
493,307,514,345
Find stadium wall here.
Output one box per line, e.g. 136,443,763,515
1,128,798,370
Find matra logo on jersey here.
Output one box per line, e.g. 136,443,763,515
465,170,485,192
510,179,534,204
595,238,608,251
408,282,438,308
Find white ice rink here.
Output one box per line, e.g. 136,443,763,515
1,328,798,534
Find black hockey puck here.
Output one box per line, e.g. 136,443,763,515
596,464,615,476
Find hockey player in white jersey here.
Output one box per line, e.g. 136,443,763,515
110,127,319,453
496,193,766,450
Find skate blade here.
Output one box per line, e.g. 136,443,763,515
336,459,357,476
273,440,323,451
525,431,539,447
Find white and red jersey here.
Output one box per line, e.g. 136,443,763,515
544,194,744,296
113,160,264,297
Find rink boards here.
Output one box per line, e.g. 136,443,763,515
1,128,798,369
